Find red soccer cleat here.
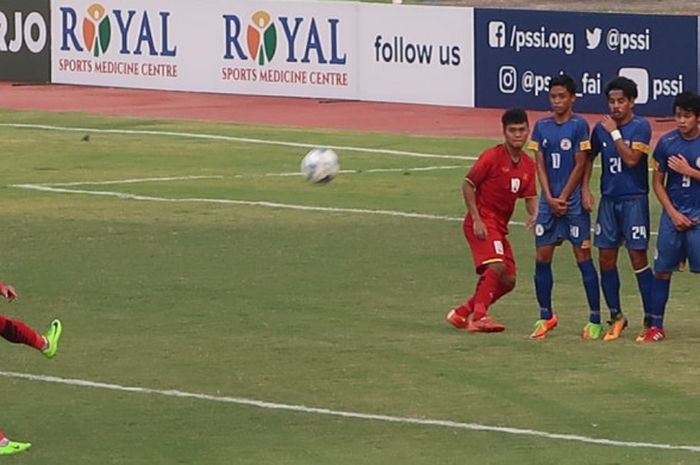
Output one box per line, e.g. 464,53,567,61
636,326,666,343
446,309,470,330
468,315,506,333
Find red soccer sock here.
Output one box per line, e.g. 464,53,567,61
0,315,45,351
472,268,501,320
490,276,515,305
454,297,474,317
456,274,486,317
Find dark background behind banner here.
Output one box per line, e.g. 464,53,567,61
0,0,50,82
474,8,698,116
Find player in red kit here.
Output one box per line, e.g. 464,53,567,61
0,280,63,456
447,108,538,332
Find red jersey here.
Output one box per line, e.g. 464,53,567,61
465,144,536,233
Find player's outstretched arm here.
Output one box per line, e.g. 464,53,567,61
0,282,17,303
524,196,538,232
463,180,487,240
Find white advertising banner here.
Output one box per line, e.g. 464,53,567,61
51,0,474,106
51,0,359,99
358,4,474,106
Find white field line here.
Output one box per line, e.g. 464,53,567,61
0,370,697,453
45,175,224,186
12,183,466,223
12,181,662,235
0,123,476,161
241,165,469,178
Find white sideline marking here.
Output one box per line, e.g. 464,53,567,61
12,183,466,223
240,165,469,178
0,123,476,161
11,181,662,236
46,175,224,186
0,370,697,453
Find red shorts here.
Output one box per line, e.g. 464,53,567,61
463,216,516,275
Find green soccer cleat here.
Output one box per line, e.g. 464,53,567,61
42,319,63,359
529,314,558,339
582,322,603,340
0,440,32,455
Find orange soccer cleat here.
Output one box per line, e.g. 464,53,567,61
467,315,506,333
446,309,470,330
529,314,559,339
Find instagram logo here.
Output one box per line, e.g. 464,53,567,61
498,65,517,94
618,67,649,104
489,21,506,48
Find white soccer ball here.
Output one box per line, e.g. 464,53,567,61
300,148,340,184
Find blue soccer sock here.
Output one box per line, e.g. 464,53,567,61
577,259,601,324
600,267,621,319
534,261,553,320
634,266,654,326
650,277,671,329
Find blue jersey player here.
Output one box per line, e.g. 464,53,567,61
586,77,653,341
646,91,700,342
528,74,601,340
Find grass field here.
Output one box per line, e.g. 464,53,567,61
0,108,699,464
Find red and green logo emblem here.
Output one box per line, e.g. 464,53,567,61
247,11,276,65
83,3,111,57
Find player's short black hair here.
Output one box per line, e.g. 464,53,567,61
673,91,700,117
605,76,638,100
501,107,529,128
549,74,576,95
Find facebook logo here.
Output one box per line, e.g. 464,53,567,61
489,21,506,48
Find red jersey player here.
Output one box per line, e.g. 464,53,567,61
0,281,63,455
447,108,538,332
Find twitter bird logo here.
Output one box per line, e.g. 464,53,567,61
586,28,602,49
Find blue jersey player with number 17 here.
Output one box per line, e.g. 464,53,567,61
646,91,700,342
585,76,653,341
527,74,601,340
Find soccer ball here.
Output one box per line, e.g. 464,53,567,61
300,148,340,184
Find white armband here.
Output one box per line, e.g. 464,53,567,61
610,129,622,142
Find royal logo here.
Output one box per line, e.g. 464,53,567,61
247,11,276,65
82,4,110,57
224,10,346,66
60,3,177,57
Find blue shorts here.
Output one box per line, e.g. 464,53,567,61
535,212,591,248
594,195,650,250
654,212,700,273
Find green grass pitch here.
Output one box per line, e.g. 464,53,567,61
0,109,698,464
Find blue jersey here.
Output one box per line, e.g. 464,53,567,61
528,114,591,215
590,116,651,198
653,129,700,219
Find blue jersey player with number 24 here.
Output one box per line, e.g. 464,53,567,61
586,76,654,342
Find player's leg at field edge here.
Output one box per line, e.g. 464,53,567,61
574,246,601,324
534,245,556,320
649,272,671,329
628,249,654,327
599,247,622,320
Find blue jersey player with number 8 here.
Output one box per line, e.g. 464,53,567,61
646,91,700,342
